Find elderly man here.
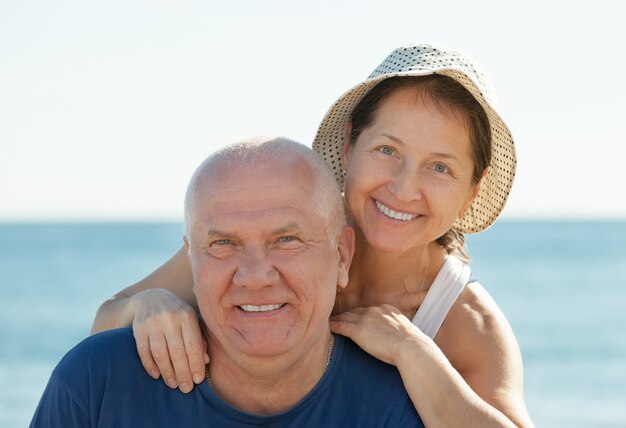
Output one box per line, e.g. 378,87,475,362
30,137,423,427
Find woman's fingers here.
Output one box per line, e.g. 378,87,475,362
135,330,160,380
330,304,420,366
162,324,195,393
329,318,358,337
180,313,209,385
130,289,203,393
139,318,204,393
330,311,362,323
333,306,369,317
150,332,179,389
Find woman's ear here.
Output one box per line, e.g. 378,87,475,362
341,122,353,170
460,168,489,217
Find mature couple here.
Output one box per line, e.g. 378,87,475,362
32,45,534,427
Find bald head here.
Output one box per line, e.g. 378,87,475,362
184,136,346,246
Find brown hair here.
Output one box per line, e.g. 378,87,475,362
348,75,491,262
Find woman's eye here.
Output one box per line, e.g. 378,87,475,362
433,164,448,174
377,146,395,156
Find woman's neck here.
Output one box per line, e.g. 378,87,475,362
336,227,447,318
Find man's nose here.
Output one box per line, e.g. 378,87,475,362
232,249,279,289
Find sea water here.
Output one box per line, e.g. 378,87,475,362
1,221,625,427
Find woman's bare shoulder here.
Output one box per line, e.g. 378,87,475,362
436,281,524,389
436,281,532,425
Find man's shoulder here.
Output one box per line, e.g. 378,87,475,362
31,329,144,426
63,328,136,360
339,335,401,376
333,335,408,392
54,328,140,379
318,336,423,426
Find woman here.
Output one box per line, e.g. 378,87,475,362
92,44,533,427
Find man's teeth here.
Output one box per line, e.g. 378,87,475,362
375,200,418,221
240,304,285,312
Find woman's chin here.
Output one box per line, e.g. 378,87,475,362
363,234,417,254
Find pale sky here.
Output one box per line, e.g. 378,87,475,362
1,0,625,221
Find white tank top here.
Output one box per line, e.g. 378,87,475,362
411,256,471,339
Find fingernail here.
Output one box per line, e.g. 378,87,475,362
149,371,159,379
180,382,191,393
166,378,176,388
193,374,204,384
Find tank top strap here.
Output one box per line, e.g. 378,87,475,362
411,255,471,339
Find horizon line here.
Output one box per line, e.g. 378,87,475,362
2,217,626,224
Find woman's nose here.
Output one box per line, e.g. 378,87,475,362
387,163,423,202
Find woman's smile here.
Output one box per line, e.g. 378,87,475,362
374,199,419,222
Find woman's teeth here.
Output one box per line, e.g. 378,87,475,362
375,200,418,221
240,304,285,312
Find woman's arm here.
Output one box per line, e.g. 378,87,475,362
330,284,534,428
91,247,196,333
91,246,207,393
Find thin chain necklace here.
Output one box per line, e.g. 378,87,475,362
205,335,335,387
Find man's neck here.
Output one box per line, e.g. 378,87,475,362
206,332,334,415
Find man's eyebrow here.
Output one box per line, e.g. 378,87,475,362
206,229,239,239
271,222,302,235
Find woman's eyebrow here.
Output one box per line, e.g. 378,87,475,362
382,133,460,161
381,133,405,146
431,152,459,161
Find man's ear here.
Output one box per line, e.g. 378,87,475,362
341,122,353,171
336,225,355,289
183,235,196,296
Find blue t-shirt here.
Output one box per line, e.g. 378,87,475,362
30,329,423,427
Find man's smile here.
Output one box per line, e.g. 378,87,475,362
238,303,286,313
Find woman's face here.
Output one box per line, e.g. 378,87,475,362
342,86,481,254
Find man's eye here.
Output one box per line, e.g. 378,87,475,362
212,239,233,246
275,236,303,249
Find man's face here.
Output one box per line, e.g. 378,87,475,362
186,158,351,360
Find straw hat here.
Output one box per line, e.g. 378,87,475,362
312,44,516,234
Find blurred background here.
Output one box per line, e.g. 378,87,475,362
1,1,625,426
